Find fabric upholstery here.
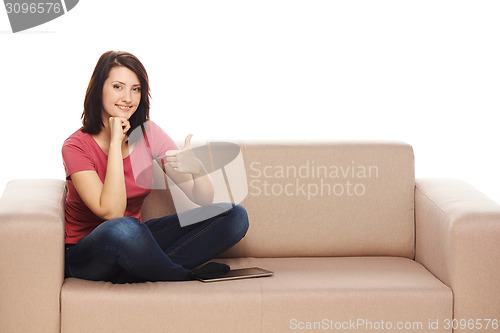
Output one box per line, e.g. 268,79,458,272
61,257,451,333
0,179,66,333
1,142,498,333
415,179,500,326
143,141,416,259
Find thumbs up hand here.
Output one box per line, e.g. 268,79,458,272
165,134,205,176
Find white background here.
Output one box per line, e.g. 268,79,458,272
1,0,499,203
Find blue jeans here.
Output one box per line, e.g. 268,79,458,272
64,203,249,283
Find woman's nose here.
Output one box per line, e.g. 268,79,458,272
121,90,132,103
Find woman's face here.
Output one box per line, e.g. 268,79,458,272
101,66,141,121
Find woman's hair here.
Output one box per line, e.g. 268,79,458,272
81,50,150,137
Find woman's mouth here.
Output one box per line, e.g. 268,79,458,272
116,104,132,111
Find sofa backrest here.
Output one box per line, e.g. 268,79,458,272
141,141,415,259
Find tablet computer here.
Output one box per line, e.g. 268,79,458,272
194,267,274,282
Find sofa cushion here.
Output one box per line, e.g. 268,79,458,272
251,257,451,332
61,257,451,333
142,142,415,258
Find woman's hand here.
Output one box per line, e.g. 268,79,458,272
165,134,205,176
71,117,130,220
108,116,130,144
163,134,214,206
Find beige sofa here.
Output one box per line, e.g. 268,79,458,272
1,142,499,333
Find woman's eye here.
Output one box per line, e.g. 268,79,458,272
133,87,141,92
114,84,122,89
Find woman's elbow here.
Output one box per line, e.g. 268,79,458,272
193,192,214,207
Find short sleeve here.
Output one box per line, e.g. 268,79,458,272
61,136,96,180
144,120,180,165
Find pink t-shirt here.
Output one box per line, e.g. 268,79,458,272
61,120,179,244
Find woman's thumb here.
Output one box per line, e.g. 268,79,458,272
184,134,193,150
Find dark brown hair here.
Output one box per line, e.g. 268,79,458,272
81,51,150,138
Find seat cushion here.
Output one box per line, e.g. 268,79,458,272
61,257,451,333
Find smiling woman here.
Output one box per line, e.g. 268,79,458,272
61,50,249,283
81,51,150,137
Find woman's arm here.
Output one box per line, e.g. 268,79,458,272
71,117,130,220
163,134,215,206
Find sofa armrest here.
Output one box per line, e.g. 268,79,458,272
415,178,500,330
0,179,66,333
